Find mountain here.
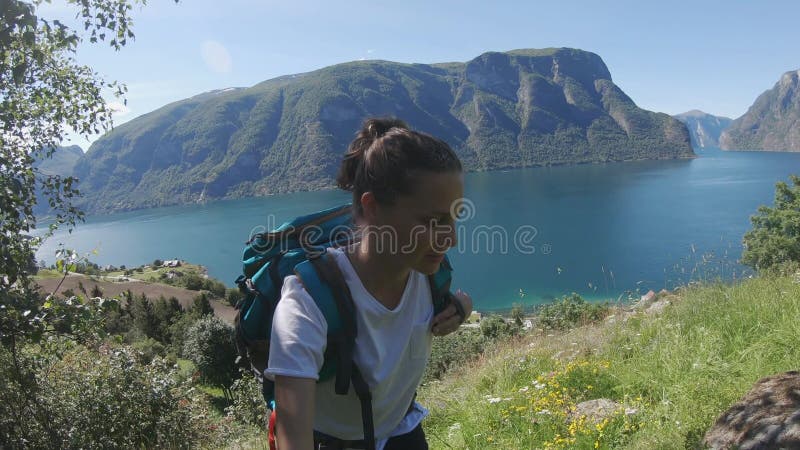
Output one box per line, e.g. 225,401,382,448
720,70,800,151
73,48,694,213
34,145,84,176
673,110,732,149
32,145,84,216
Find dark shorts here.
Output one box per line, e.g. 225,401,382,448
314,423,428,450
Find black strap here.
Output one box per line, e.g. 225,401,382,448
308,252,376,450
350,364,375,450
428,276,465,323
268,252,286,296
448,292,467,323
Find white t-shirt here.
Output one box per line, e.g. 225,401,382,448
265,246,433,444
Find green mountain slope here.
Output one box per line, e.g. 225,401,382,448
720,70,800,151
73,48,694,213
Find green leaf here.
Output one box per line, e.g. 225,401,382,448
12,63,27,85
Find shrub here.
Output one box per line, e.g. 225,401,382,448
742,174,800,272
424,327,487,383
226,374,268,427
131,337,166,364
183,273,205,291
226,288,245,307
0,342,213,448
204,279,227,298
183,316,238,399
480,314,517,339
536,293,610,330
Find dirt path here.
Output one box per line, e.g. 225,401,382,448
36,274,236,324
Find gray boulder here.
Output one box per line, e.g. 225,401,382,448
703,371,800,449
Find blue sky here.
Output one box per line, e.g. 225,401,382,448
41,0,800,149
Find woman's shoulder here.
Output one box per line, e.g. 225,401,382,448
278,273,326,323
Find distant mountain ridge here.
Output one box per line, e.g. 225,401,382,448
33,145,84,216
34,145,84,176
73,47,694,213
721,70,800,151
674,110,732,149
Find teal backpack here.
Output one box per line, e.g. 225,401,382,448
233,203,461,450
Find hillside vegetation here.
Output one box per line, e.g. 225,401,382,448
73,48,693,213
418,274,800,449
721,70,800,151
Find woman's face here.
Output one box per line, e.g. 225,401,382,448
365,170,464,275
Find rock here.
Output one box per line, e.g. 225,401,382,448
606,311,637,324
645,299,670,315
570,398,621,424
703,371,800,449
640,290,656,303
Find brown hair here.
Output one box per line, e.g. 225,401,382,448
336,117,462,217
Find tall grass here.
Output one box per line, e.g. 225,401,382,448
419,274,800,449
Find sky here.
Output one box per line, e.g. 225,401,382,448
40,0,800,150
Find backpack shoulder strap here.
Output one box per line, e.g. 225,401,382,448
294,253,354,390
294,251,376,450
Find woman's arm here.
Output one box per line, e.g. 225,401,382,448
274,375,316,450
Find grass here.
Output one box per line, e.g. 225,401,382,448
418,273,800,449
32,268,64,279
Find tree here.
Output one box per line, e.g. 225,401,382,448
153,295,184,343
90,284,103,298
1,2,149,442
191,292,214,318
742,175,800,272
1,0,138,336
183,316,238,400
510,303,525,327
130,292,157,339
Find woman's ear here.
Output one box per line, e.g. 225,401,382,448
359,191,379,222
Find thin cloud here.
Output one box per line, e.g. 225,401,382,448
359,49,376,61
201,40,233,74
107,101,131,117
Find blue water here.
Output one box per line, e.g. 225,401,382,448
35,148,800,311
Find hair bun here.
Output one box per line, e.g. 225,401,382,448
336,118,409,191
364,117,408,139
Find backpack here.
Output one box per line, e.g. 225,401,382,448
233,203,461,450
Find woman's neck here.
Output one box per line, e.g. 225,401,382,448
345,240,411,310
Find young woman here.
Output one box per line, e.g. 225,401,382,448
266,118,473,450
